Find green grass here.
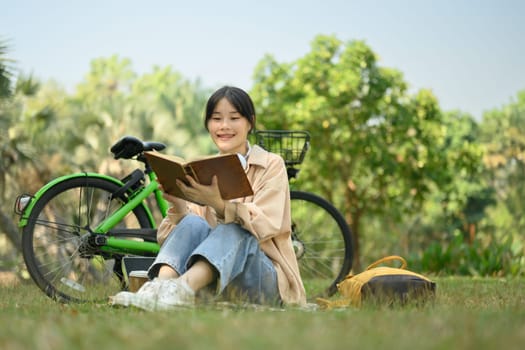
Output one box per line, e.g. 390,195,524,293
1,277,524,350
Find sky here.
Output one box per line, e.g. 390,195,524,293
2,0,524,120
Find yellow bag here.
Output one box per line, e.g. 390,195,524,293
317,256,436,309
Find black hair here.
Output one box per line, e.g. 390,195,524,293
204,86,256,131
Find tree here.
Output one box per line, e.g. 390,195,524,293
0,38,14,98
65,55,138,173
0,40,62,268
131,65,213,158
0,38,19,254
396,110,492,256
479,90,525,245
434,111,492,244
251,34,483,270
1,53,213,265
63,55,213,178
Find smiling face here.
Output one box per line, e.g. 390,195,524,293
207,97,252,155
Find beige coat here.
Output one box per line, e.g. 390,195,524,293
156,144,307,306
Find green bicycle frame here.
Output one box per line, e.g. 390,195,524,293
19,171,169,255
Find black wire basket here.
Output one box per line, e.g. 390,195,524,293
254,130,310,166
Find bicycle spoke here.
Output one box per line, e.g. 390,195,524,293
300,251,342,274
29,219,85,234
22,176,154,303
290,190,353,297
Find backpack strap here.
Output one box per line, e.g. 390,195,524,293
366,255,407,270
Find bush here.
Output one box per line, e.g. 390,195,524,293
408,231,525,276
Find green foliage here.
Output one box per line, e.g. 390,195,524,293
479,91,525,239
12,55,215,178
1,33,524,279
410,230,524,277
130,65,213,158
0,37,15,99
251,34,484,270
0,54,214,272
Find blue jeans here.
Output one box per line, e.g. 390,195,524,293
148,214,280,305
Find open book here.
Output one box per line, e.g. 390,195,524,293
144,151,254,201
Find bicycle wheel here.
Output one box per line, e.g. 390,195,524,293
22,176,154,303
290,190,353,297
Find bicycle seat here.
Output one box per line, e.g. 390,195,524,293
110,136,166,159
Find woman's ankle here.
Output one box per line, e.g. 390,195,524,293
157,264,180,279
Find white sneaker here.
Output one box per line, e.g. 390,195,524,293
136,278,164,297
109,291,136,307
110,278,165,311
110,278,195,311
155,279,195,310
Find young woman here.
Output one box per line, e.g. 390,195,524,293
111,86,306,310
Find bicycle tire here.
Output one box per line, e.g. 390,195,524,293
290,190,353,297
22,176,153,303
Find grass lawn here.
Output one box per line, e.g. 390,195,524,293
1,276,524,349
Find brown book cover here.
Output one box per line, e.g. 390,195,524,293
144,151,254,201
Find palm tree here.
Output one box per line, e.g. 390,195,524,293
0,39,48,253
0,38,22,253
0,38,14,99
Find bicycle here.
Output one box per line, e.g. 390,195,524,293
14,130,353,303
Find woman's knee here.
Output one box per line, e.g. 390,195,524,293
180,213,208,229
167,214,209,238
212,223,251,240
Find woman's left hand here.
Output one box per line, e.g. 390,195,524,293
176,175,225,215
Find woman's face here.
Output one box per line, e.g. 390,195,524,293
207,97,252,155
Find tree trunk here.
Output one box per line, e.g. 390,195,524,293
344,186,362,273
0,210,22,251
350,216,362,273
344,207,362,272
468,222,476,244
